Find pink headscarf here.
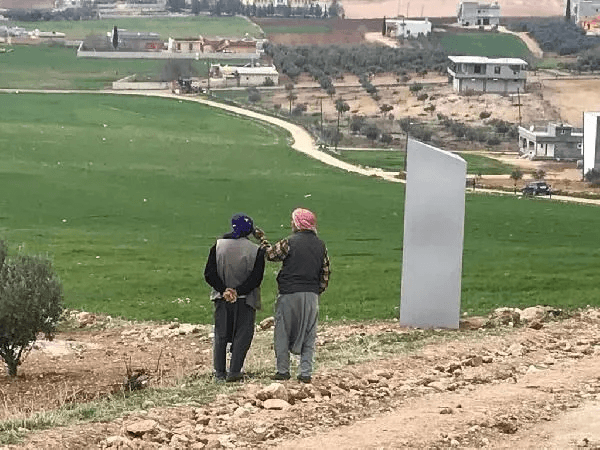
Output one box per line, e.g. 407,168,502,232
292,208,317,233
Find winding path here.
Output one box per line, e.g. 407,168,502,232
3,88,600,206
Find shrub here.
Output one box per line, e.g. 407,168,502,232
292,103,308,116
417,93,429,101
532,169,546,180
409,83,423,93
380,104,394,114
364,125,380,141
584,168,600,185
410,125,432,142
323,126,341,146
480,111,492,119
424,104,436,113
263,77,275,87
487,136,501,146
350,115,366,133
0,241,63,376
380,133,393,144
247,88,261,103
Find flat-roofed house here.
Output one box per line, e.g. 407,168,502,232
209,64,279,87
571,0,600,23
457,1,500,26
384,18,432,39
518,123,583,160
447,56,527,94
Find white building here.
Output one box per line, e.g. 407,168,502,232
209,64,279,87
447,56,527,94
457,1,500,27
570,0,600,23
384,18,432,39
583,111,600,174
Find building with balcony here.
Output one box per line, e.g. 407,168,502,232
518,123,583,160
447,56,527,94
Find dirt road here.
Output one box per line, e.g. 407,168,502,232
11,307,600,449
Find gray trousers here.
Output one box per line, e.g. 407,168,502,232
213,298,255,377
274,292,319,377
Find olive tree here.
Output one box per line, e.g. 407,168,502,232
510,169,524,194
0,241,63,377
335,99,350,149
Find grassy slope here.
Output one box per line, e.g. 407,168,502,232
438,32,532,59
10,16,262,40
1,93,599,325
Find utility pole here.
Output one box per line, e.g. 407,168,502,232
516,88,522,126
207,58,211,95
320,97,323,137
582,111,585,181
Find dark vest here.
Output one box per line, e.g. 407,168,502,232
277,231,325,295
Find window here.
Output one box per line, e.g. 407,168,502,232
474,64,482,74
494,66,501,74
510,65,521,73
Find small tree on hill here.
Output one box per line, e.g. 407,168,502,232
566,0,571,21
112,26,118,49
510,169,524,193
0,241,63,377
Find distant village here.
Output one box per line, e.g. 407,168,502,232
2,0,600,173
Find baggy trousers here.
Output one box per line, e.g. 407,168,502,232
274,292,319,377
213,298,256,377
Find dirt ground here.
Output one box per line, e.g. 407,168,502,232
5,307,600,448
340,0,565,19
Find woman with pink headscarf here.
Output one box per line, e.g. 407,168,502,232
255,208,330,383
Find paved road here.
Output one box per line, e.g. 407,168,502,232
3,88,599,207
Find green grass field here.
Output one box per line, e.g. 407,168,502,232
0,45,248,89
10,16,262,40
1,93,600,325
0,45,177,89
438,32,532,59
337,150,515,175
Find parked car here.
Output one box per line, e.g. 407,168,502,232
521,181,552,196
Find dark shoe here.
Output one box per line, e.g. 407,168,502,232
214,372,226,382
270,372,291,381
297,375,312,384
226,373,244,383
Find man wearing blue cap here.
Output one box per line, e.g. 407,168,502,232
204,213,266,382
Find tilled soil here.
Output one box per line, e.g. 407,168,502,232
5,308,600,449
